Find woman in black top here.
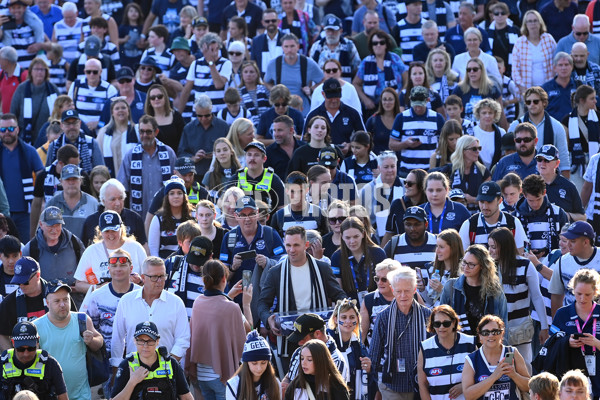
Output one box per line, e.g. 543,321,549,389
144,84,185,151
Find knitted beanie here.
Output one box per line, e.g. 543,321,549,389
242,330,271,362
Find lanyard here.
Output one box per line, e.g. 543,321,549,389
349,255,367,292
428,200,447,234
575,303,597,353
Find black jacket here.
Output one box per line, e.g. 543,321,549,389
532,331,587,377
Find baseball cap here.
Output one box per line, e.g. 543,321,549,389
403,206,427,222
40,206,64,225
410,86,429,107
138,56,162,74
192,17,208,27
287,313,325,344
175,157,195,175
11,257,39,284
476,181,502,202
537,144,559,161
323,14,342,30
186,236,213,266
11,322,38,349
448,188,466,200
171,36,191,52
9,0,30,6
562,221,595,241
84,35,101,57
61,164,80,180
99,210,122,232
236,196,258,212
318,146,338,168
134,321,160,340
61,109,79,122
46,279,72,296
116,66,135,81
406,0,422,4
501,132,515,152
322,78,342,99
245,141,267,155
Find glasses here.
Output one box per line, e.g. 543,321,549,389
515,137,534,144
479,329,503,337
144,274,166,282
536,156,555,163
371,40,386,47
238,212,258,218
139,129,155,135
465,146,482,152
84,70,99,75
229,51,243,56
149,94,164,101
263,19,277,23
140,66,154,71
196,113,212,119
16,346,37,353
324,67,339,74
136,339,157,347
433,320,454,328
118,78,132,84
63,121,79,126
109,256,130,265
493,11,507,15
274,102,288,108
525,99,540,105
461,259,479,269
405,181,417,187
0,126,17,133
373,276,388,283
466,67,480,73
575,31,590,37
328,216,347,224
525,19,539,24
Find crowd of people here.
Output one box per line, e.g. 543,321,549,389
0,0,600,399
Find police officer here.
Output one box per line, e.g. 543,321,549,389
228,141,285,212
111,321,192,400
0,321,67,400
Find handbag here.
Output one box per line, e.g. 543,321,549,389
506,317,535,346
77,312,111,386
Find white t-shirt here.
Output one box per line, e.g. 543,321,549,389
548,249,600,305
473,124,505,170
74,240,147,283
528,40,546,86
290,261,312,311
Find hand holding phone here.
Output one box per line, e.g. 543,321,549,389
242,270,252,288
238,250,257,260
503,352,514,365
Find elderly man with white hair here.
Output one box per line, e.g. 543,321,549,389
80,178,148,249
369,265,432,400
556,14,600,65
0,46,28,114
51,2,83,63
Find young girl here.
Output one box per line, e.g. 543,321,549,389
118,3,145,69
365,88,401,154
239,61,270,127
89,165,110,200
171,5,197,42
339,131,378,188
430,119,463,169
498,172,522,213
226,330,280,400
285,340,350,400
203,138,242,201
327,299,372,400
400,61,445,116
226,16,252,54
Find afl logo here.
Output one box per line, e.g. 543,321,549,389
101,312,114,319
478,375,489,382
429,368,443,376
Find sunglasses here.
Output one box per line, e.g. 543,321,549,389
433,320,453,328
466,146,482,152
84,70,99,75
20,271,37,286
139,129,155,135
466,67,480,73
229,51,243,56
515,137,534,143
328,216,347,224
373,276,388,283
118,78,132,84
575,31,589,36
149,94,164,101
324,67,339,74
196,113,212,119
525,99,540,105
263,19,277,23
0,126,17,133
493,11,507,15
108,256,130,264
479,329,503,336
371,40,386,46
405,181,417,187
536,156,555,163
16,346,37,353
140,66,155,71
274,102,287,108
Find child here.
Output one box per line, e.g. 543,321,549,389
339,131,379,188
217,87,251,124
255,199,271,226
495,56,521,123
0,235,21,299
306,229,331,264
37,120,62,165
43,43,69,94
289,94,303,113
189,17,209,59
118,3,145,69
444,95,475,132
498,172,522,213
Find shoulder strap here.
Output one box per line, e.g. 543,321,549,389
71,235,82,261
276,56,282,84
387,235,399,258
300,55,307,88
77,312,86,337
468,214,478,244
168,256,184,283
29,237,40,261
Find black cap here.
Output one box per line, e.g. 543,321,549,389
84,35,101,57
186,236,213,266
116,67,134,81
175,157,195,174
287,313,325,344
318,146,338,168
192,16,208,27
323,14,342,30
476,181,502,202
11,322,38,348
537,144,559,161
403,206,427,222
501,132,515,152
45,279,72,297
134,321,160,340
61,109,79,122
244,141,267,155
137,56,162,74
99,210,122,232
322,78,342,99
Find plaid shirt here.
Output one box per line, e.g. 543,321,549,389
511,33,556,91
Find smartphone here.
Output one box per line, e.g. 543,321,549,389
504,352,514,365
238,250,257,261
573,333,585,339
242,270,252,288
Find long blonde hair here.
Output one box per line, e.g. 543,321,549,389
426,48,458,86
457,58,494,96
226,118,254,159
450,135,486,176
465,244,503,301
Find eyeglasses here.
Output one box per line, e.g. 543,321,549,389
536,156,555,163
149,94,164,101
144,274,166,282
16,346,37,353
84,70,99,75
263,19,277,23
118,78,132,84
433,320,454,328
371,40,386,46
0,126,17,133
575,31,590,37
373,276,388,283
140,66,154,71
515,137,534,144
324,67,339,74
139,129,155,135
405,181,417,187
328,216,347,224
196,113,212,119
493,11,507,16
479,329,503,337
465,146,482,152
229,51,243,56
466,67,480,73
108,256,130,265
135,339,157,347
274,102,288,108
461,259,479,269
525,99,541,105
238,212,258,218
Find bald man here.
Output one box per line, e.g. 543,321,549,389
570,41,600,98
556,14,600,65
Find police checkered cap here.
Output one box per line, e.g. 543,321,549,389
11,322,38,348
134,321,160,340
242,330,271,362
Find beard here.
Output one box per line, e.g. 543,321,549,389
517,146,535,157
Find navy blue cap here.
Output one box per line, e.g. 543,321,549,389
403,206,427,222
11,257,39,284
477,181,502,202
236,196,257,212
562,221,595,241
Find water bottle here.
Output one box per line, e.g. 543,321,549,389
428,271,441,301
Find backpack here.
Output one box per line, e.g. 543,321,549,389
275,55,308,88
77,313,111,387
468,212,516,245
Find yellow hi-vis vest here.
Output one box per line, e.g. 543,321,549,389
237,167,274,192
2,349,46,380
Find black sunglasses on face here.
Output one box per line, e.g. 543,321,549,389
515,137,534,143
433,320,453,328
525,99,540,105
328,216,347,224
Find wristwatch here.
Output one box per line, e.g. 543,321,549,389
208,61,214,66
